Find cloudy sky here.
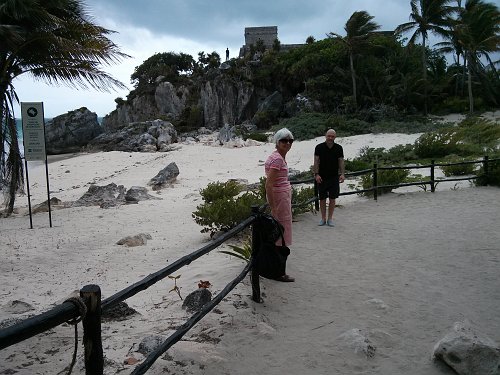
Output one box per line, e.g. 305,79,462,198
12,0,496,118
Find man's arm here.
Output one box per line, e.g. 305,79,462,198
313,155,322,183
339,158,345,183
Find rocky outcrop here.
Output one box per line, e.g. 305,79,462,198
102,72,263,132
200,76,256,129
45,107,102,154
252,91,283,128
89,119,177,152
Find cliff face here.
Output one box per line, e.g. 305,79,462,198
102,72,266,132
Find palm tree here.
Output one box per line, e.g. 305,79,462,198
328,11,380,107
396,0,455,114
0,0,129,215
455,0,500,113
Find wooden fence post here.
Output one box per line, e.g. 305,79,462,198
483,155,490,185
250,206,262,303
80,285,103,375
373,163,378,201
430,160,435,192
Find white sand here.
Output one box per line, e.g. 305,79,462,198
1,128,499,374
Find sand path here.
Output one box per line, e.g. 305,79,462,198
190,187,500,375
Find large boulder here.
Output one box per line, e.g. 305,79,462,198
45,107,102,154
433,320,500,375
148,162,179,190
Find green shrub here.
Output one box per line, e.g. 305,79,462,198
291,186,315,216
245,132,269,142
199,180,242,204
414,130,480,158
441,156,475,177
219,236,252,262
345,159,371,172
414,118,499,159
360,168,410,196
356,145,416,165
278,112,331,140
192,190,264,235
475,159,500,187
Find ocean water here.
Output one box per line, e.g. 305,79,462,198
16,119,23,140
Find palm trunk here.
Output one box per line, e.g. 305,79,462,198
466,52,474,114
422,36,428,115
5,116,23,215
349,52,357,108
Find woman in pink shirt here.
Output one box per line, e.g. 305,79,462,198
264,128,295,282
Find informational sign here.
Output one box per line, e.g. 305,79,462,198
21,102,46,161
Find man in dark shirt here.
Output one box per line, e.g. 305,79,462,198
313,129,345,227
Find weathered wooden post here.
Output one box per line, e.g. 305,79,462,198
430,160,435,192
250,206,263,303
80,285,103,375
373,163,378,201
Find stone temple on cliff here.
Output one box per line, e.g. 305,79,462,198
238,26,304,57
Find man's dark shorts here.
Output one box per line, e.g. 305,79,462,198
318,177,340,200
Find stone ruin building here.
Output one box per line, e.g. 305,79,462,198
239,26,304,57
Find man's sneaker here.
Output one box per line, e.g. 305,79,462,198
327,219,335,227
318,219,326,226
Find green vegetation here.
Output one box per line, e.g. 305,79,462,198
219,237,252,262
441,156,476,176
192,181,265,235
360,168,411,196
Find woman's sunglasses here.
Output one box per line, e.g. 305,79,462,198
279,139,294,144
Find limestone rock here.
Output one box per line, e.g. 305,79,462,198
45,107,102,154
182,288,212,313
116,233,152,247
73,183,126,208
125,186,160,202
338,328,377,358
137,335,165,356
102,301,140,321
148,162,179,190
90,119,177,152
433,320,500,375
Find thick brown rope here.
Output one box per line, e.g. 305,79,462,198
56,297,87,375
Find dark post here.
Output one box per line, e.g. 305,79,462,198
250,206,262,303
80,285,103,375
373,163,378,201
313,179,319,211
483,155,489,185
430,160,435,192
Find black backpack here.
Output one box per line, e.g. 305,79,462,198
253,214,289,279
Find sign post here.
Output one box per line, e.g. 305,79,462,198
21,102,52,228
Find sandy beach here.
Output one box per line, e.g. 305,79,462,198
1,129,499,374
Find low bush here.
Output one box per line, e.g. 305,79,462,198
291,185,315,216
345,159,371,172
192,181,265,235
414,130,480,158
441,156,475,177
245,132,269,142
360,168,410,196
277,112,331,140
475,159,500,187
